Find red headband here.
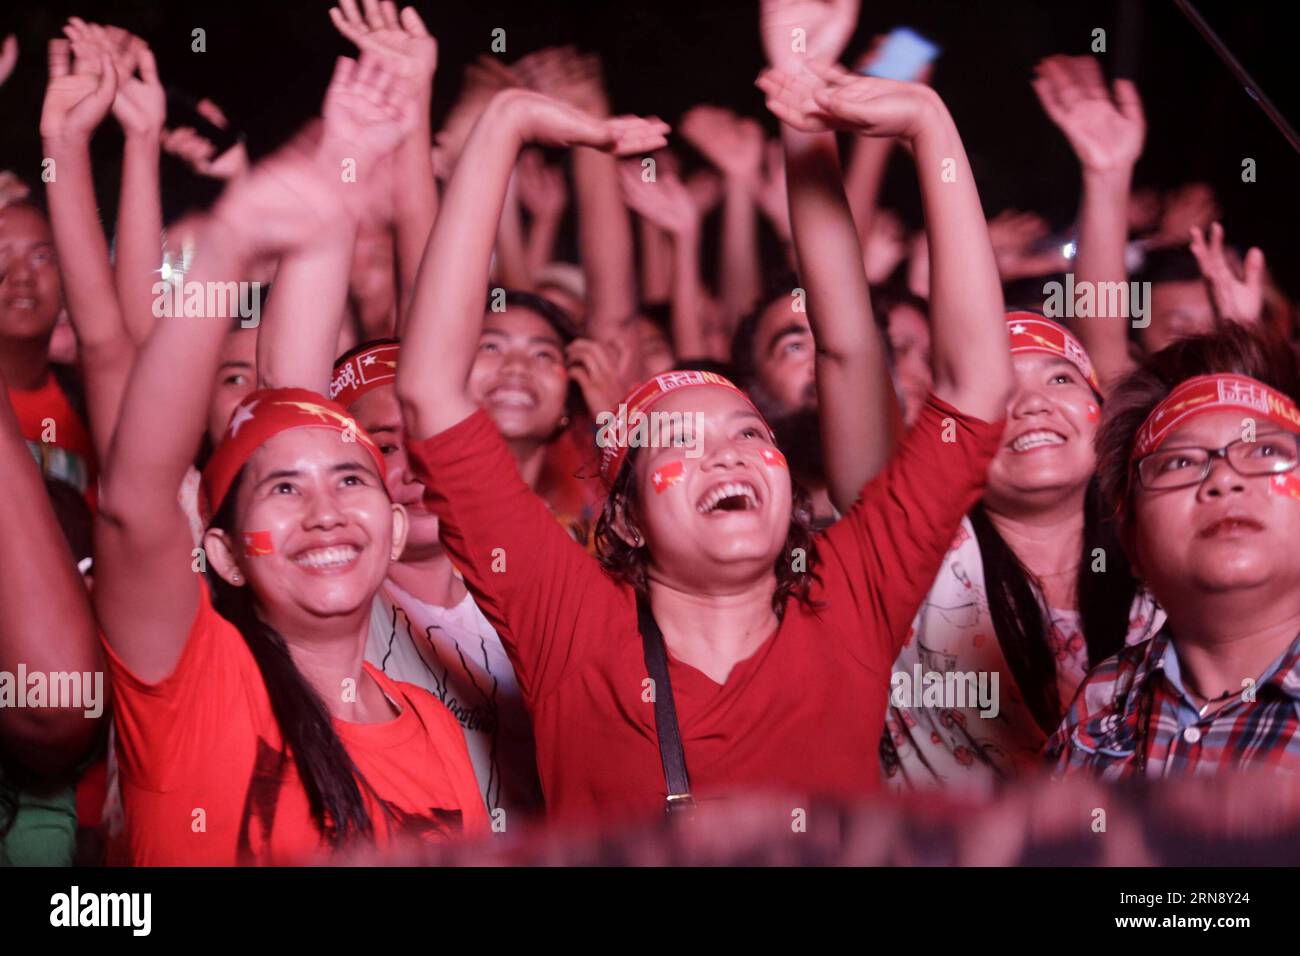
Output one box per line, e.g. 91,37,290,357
1133,373,1300,461
1006,313,1100,394
598,369,767,486
201,387,387,522
330,342,400,408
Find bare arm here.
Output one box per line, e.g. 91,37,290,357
1033,55,1146,392
40,38,135,465
0,381,102,778
397,90,668,441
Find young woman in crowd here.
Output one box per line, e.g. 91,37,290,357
759,51,1161,794
394,0,1011,828
93,51,486,865
1049,324,1300,776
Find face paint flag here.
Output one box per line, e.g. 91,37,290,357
1270,472,1300,502
242,530,274,557
759,447,788,469
651,459,685,494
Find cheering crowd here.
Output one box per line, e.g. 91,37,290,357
1,0,1299,867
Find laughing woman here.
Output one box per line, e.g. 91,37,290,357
94,55,485,865
1049,325,1300,777
397,69,1010,825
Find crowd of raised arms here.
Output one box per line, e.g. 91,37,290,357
0,0,1298,867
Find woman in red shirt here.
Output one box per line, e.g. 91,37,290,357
94,54,485,865
396,70,1011,828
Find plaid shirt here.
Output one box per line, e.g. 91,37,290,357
1046,626,1300,779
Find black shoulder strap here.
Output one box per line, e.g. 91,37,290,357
637,594,695,816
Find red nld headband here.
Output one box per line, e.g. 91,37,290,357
201,387,387,523
598,369,768,487
1132,373,1300,462
330,343,400,408
1006,313,1101,394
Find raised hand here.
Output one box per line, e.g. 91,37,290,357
565,337,626,419
1032,55,1144,173
753,139,790,240
515,148,568,220
499,89,668,155
0,35,17,88
1189,222,1265,325
162,100,249,180
320,53,420,164
40,38,117,145
987,209,1068,281
759,61,938,141
760,0,861,73
619,160,699,236
62,19,162,137
329,0,436,101
434,55,518,176
680,106,764,182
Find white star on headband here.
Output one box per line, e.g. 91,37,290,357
229,400,258,437
1011,324,1027,335
363,354,376,366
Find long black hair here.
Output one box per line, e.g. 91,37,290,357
206,468,388,847
969,475,1140,735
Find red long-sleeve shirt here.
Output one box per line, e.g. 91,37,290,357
409,395,1003,827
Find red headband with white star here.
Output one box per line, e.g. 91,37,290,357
201,388,386,523
1006,313,1100,394
330,342,400,408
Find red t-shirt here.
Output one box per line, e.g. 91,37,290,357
409,396,1004,827
104,584,488,865
6,368,97,508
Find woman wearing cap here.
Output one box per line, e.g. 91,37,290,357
1049,325,1300,777
756,55,1159,795
396,73,1010,825
93,54,486,865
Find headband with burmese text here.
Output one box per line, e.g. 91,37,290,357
1006,313,1100,394
598,369,768,487
1132,373,1300,462
201,387,387,523
330,342,400,408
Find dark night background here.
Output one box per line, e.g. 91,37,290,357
0,0,1294,291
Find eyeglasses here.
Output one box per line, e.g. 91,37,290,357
1135,434,1300,491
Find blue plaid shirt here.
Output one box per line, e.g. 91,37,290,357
1046,626,1300,779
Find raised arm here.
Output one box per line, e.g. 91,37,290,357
618,160,712,359
768,58,1012,420
39,36,135,465
330,0,438,316
1032,55,1145,392
757,0,898,512
516,48,643,381
680,106,765,325
397,90,668,441
94,55,412,683
515,148,568,279
0,380,101,778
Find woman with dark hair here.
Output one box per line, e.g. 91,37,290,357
1048,324,1300,777
93,54,486,865
396,0,1010,826
756,47,1160,794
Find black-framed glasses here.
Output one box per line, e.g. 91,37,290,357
1135,433,1300,491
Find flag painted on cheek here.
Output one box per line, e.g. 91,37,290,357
651,459,685,494
1086,402,1101,423
759,447,788,469
1269,472,1300,502
242,530,274,557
